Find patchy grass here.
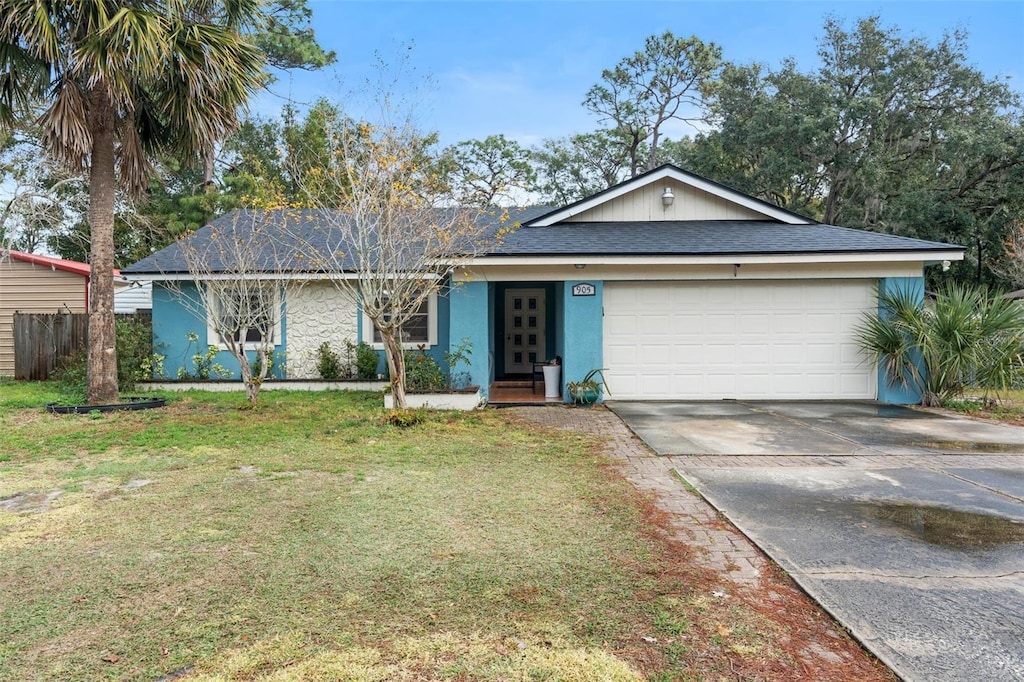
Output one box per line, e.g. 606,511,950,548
0,379,62,409
941,390,1024,424
0,386,891,681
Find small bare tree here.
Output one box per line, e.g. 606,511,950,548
293,108,512,409
170,209,303,406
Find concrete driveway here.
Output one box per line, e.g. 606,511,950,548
609,401,1024,682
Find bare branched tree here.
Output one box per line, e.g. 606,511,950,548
293,107,512,409
993,220,1024,291
170,211,304,406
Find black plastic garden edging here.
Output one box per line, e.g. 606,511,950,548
46,397,167,414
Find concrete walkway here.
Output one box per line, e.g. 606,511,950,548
506,405,768,583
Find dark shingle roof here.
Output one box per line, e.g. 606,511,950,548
122,209,961,275
123,207,551,275
494,221,960,256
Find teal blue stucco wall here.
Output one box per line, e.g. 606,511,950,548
562,280,604,402
875,276,926,405
449,280,491,397
152,281,286,380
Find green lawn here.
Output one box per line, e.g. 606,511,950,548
0,385,878,681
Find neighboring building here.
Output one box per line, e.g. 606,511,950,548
0,250,92,377
122,165,965,403
114,280,153,314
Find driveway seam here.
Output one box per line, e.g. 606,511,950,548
934,468,1024,504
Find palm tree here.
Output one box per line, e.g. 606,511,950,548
857,282,1024,406
0,0,264,403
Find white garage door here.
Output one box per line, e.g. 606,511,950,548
603,280,876,400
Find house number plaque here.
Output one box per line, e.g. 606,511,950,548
572,283,596,297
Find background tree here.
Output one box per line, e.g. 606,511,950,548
531,130,630,205
0,1,266,403
439,134,536,206
0,131,88,254
689,16,1022,287
583,31,722,176
255,0,336,71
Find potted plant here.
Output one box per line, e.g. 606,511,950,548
567,368,610,406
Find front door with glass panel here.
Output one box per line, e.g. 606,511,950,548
504,289,545,375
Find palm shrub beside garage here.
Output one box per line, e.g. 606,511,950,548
857,282,1024,406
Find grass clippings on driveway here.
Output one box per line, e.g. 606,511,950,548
0,387,892,681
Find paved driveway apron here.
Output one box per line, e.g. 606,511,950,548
609,401,1024,682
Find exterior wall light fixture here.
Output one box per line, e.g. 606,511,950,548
662,187,675,207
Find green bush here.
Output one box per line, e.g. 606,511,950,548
116,315,163,390
444,337,473,390
177,333,231,380
355,341,379,380
316,342,344,380
404,347,445,392
55,348,88,404
55,315,163,401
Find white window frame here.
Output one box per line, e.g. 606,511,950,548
361,290,438,349
206,284,282,351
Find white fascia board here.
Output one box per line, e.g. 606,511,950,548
464,250,966,267
131,272,441,283
130,272,358,282
529,167,813,226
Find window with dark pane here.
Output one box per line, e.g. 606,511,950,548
513,315,522,328
528,334,536,346
513,297,523,310
528,315,537,328
372,296,430,344
528,298,537,310
514,334,522,345
218,285,276,345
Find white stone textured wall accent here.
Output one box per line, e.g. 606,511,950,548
286,283,358,378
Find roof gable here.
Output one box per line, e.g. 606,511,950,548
527,164,814,227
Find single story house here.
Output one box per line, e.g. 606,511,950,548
122,164,964,403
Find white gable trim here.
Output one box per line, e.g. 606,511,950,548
528,166,814,227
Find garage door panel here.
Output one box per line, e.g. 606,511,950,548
605,344,637,366
604,280,877,400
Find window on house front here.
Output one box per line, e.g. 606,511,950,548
363,292,438,348
208,285,280,348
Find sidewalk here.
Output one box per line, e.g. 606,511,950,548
506,405,767,584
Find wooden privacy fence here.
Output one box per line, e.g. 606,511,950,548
13,312,89,380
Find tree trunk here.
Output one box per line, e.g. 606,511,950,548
86,90,119,404
379,328,407,409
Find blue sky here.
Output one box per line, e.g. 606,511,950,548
257,1,1024,147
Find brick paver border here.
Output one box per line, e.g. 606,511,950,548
506,405,768,584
